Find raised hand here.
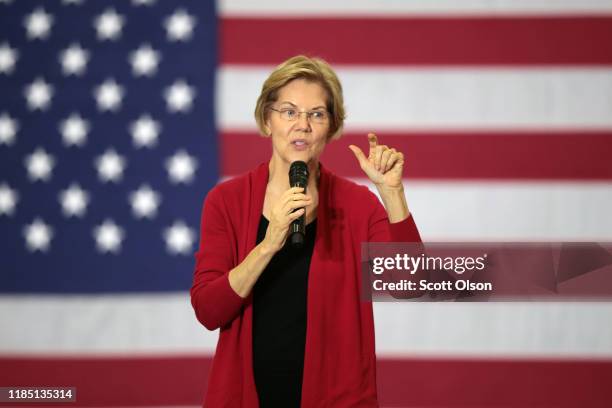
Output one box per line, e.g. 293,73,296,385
348,133,404,190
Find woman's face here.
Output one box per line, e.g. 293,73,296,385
265,78,330,167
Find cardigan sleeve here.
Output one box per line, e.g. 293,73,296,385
366,189,426,299
190,188,246,331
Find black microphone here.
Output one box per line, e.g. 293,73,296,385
289,161,309,248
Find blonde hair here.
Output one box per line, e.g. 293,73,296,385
254,55,346,141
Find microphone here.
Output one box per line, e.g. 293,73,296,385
288,161,309,248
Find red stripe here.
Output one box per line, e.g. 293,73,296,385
1,355,611,406
0,355,210,406
377,356,612,407
221,131,612,180
221,17,612,65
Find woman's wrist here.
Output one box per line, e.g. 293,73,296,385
375,183,403,195
258,238,278,257
376,184,410,223
228,240,277,298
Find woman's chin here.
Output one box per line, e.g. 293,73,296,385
285,151,311,164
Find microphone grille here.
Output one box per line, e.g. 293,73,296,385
289,161,309,180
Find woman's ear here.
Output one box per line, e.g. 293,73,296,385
264,120,272,136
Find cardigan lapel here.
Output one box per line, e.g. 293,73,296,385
245,162,269,262
240,162,269,312
238,162,269,407
302,162,333,406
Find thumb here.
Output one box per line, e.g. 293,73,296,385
348,145,368,167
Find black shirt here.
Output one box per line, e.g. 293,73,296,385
252,215,317,408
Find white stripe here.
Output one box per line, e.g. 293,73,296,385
220,0,612,16
218,67,612,131
374,302,612,358
0,294,216,354
2,295,612,358
360,178,612,241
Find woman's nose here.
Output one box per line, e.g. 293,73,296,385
295,112,311,129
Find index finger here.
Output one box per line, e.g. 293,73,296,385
368,132,378,150
280,187,304,201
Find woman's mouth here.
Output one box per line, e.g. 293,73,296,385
291,140,308,150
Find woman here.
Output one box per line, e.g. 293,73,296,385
191,55,421,407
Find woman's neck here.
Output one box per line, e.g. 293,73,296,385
268,156,320,194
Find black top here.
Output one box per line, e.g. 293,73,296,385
252,215,317,408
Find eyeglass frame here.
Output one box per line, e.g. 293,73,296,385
269,106,330,124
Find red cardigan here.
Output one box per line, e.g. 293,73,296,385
191,161,421,407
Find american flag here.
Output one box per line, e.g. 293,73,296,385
2,0,612,407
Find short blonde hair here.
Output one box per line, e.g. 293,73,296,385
254,55,346,141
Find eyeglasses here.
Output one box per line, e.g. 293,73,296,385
269,107,329,124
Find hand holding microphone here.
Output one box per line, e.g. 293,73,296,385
261,161,311,253
262,189,311,254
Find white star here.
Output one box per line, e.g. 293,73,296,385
0,0,14,4
129,184,161,219
93,219,124,253
23,8,54,40
129,114,160,148
163,220,195,255
59,113,90,147
24,77,53,111
58,183,89,217
95,148,126,183
23,218,53,252
132,0,155,6
94,8,124,41
164,9,196,42
24,147,55,182
129,44,160,77
0,183,19,216
0,112,18,145
0,42,18,74
59,43,89,76
94,78,124,112
165,150,197,184
164,79,195,113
